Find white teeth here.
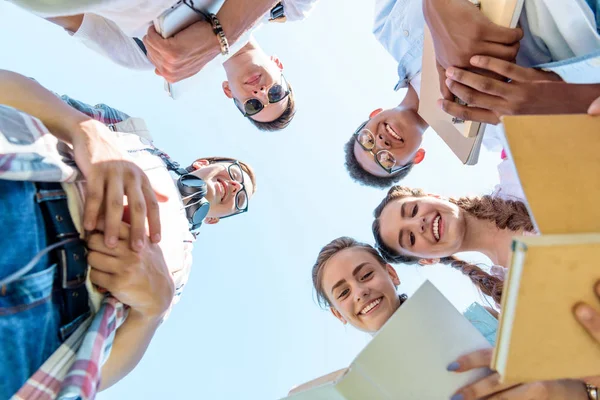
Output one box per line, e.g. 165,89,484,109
360,298,382,315
433,215,441,240
385,124,402,141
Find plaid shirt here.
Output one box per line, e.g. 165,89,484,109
1,97,191,399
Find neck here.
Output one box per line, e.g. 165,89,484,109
399,84,429,133
222,38,259,72
459,213,519,267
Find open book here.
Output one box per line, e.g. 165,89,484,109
493,234,600,383
283,281,493,400
418,0,524,164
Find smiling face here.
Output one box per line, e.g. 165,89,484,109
320,247,402,333
377,195,467,260
353,107,426,178
189,160,255,223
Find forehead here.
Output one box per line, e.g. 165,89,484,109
321,247,381,284
379,197,412,244
353,141,389,178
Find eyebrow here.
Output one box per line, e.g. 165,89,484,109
401,202,406,218
329,262,369,295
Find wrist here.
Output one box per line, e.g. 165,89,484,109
128,307,168,324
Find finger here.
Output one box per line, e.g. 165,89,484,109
574,302,600,343
483,25,524,45
87,251,120,274
102,175,125,248
83,173,105,231
452,373,518,400
446,67,509,98
486,382,547,400
124,175,147,251
588,96,600,116
87,233,122,257
447,348,494,372
436,62,454,101
439,99,500,124
477,41,520,64
143,180,164,244
94,219,132,241
471,55,539,82
583,376,600,387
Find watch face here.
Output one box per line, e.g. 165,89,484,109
270,3,286,22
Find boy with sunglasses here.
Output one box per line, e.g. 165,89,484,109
0,70,257,398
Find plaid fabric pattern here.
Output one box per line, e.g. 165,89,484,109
12,297,127,400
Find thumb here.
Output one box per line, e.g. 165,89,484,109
588,96,600,116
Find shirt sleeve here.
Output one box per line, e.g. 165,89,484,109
70,13,154,70
538,50,600,83
280,0,320,21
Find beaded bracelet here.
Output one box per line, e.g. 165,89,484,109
205,13,229,56
587,383,599,400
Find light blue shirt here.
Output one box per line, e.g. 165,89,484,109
463,303,498,346
373,0,600,90
373,0,424,91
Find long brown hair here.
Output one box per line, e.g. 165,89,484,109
372,186,534,306
312,237,408,309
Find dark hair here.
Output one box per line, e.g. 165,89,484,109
312,236,408,309
186,156,257,194
343,134,414,189
248,83,296,131
372,186,535,306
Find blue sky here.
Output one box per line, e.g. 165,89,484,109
1,2,504,398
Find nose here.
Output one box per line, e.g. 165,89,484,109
408,216,426,234
375,132,391,150
229,180,241,193
354,284,370,303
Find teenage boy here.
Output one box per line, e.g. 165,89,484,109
346,0,600,188
0,70,257,398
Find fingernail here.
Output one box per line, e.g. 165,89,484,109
450,394,464,400
437,99,445,110
446,67,454,77
84,221,94,230
152,233,161,243
447,361,460,371
134,239,144,250
107,236,118,247
576,305,594,321
471,56,481,66
445,78,452,87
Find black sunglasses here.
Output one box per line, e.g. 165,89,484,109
234,75,290,117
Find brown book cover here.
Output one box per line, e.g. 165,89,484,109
493,234,600,383
418,0,523,164
502,114,600,233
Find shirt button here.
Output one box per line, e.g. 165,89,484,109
403,30,409,37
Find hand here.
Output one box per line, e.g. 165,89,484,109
87,221,174,319
448,348,588,399
143,22,221,83
574,281,600,344
423,0,523,71
440,55,575,124
71,120,167,251
589,96,600,115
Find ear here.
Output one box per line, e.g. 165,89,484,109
204,216,220,225
270,55,284,71
222,81,233,99
192,160,210,170
369,108,383,119
413,148,426,164
418,258,440,266
330,308,347,325
385,264,401,286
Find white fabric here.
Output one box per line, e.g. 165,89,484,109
409,71,422,98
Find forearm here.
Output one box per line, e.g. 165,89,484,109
98,310,164,391
546,379,588,399
0,70,99,144
563,83,600,114
216,0,278,45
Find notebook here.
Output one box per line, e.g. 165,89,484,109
418,0,524,164
502,114,600,234
493,234,600,383
283,281,493,400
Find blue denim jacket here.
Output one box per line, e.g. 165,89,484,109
373,0,424,91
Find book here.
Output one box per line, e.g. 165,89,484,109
283,281,493,400
418,0,524,164
492,234,600,383
502,114,600,234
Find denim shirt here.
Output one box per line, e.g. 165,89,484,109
373,0,424,91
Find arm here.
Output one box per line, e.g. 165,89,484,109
0,70,163,249
143,0,278,83
441,56,600,124
87,222,175,389
47,14,153,70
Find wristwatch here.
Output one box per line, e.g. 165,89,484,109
269,2,287,23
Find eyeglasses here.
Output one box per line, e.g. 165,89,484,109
218,161,250,219
233,75,290,117
353,121,410,174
